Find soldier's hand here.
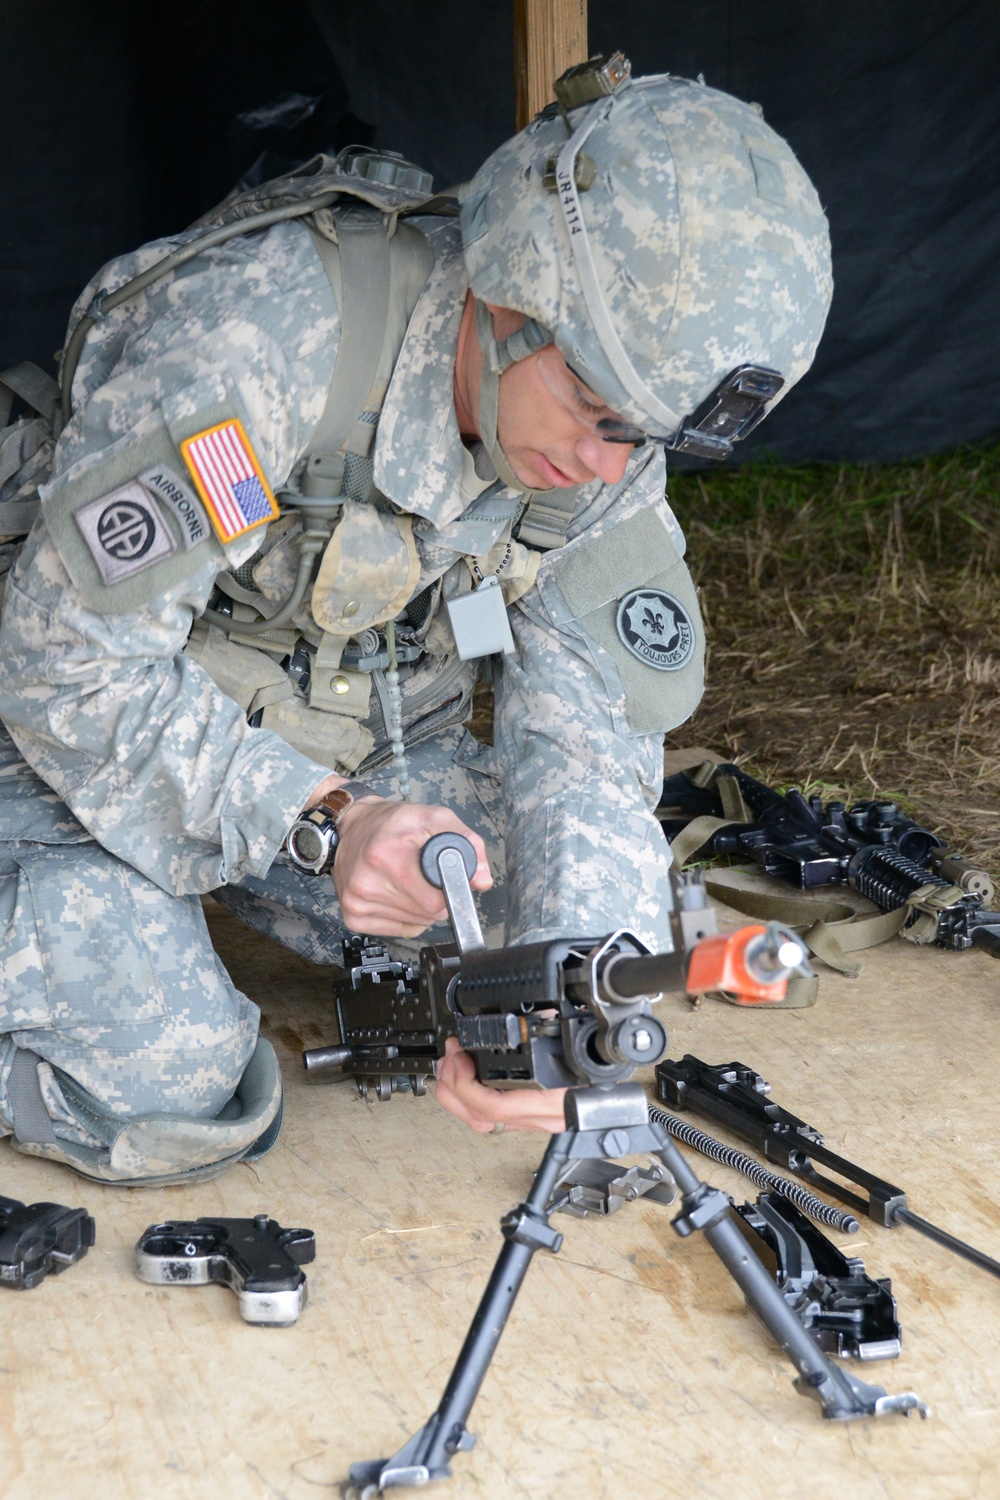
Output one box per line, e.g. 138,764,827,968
333,797,492,937
433,1037,569,1134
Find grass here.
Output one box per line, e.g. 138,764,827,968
663,446,1000,869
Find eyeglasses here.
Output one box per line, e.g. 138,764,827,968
536,348,785,459
533,346,649,446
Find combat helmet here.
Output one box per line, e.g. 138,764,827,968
460,55,833,471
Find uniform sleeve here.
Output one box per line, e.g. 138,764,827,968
493,450,704,951
0,225,340,895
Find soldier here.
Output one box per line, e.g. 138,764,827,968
0,62,832,1182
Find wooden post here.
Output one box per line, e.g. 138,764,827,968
514,0,589,131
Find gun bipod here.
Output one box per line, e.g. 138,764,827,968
347,1080,927,1495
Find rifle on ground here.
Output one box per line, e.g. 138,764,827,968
657,762,1000,959
305,834,926,1498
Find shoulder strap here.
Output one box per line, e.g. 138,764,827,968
516,487,582,549
60,149,448,424
304,205,391,488
0,362,61,533
0,362,59,431
301,206,435,497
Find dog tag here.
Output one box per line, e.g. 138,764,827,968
446,574,515,660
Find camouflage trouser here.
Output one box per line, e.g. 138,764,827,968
0,726,505,1183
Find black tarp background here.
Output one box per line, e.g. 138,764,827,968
2,0,998,464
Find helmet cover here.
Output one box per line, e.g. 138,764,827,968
460,74,833,441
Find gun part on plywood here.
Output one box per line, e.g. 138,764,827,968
656,1056,1000,1281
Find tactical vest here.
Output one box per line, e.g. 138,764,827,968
0,149,555,778
0,146,706,779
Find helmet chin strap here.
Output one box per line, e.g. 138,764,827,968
473,298,552,497
472,298,584,550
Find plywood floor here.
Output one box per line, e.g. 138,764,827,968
2,894,999,1500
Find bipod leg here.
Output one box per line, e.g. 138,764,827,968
349,1129,572,1495
649,1122,929,1422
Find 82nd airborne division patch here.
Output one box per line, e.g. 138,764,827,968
615,588,695,671
73,482,177,586
73,464,213,586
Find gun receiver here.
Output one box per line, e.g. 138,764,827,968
658,762,1000,957
656,1056,1000,1281
303,834,809,1099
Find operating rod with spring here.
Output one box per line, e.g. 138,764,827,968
646,1103,860,1235
656,1055,1000,1282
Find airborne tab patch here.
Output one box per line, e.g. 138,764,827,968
138,466,210,550
179,418,279,543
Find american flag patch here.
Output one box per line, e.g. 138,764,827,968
179,418,279,543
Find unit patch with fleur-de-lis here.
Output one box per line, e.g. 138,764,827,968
615,588,695,671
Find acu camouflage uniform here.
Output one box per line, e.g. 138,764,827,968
0,215,700,1184
0,74,830,1184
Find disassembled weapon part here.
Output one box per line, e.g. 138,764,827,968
0,1194,95,1290
657,1055,1000,1280
735,1191,901,1360
647,1103,860,1234
135,1213,315,1325
547,1157,678,1218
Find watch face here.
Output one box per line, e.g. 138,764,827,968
291,823,326,866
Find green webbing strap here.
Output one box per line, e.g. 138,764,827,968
516,487,583,549
471,298,580,550
715,773,752,823
7,1048,57,1145
667,813,731,870
0,364,60,533
306,204,392,470
214,569,285,616
0,362,59,429
700,869,910,977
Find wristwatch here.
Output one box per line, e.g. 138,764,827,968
285,788,355,875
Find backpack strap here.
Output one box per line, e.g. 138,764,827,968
0,361,59,430
301,206,436,498
0,362,61,534
516,487,583,549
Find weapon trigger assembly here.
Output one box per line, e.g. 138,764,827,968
135,1213,316,1325
0,1194,95,1290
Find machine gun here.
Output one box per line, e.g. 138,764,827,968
303,832,806,1098
657,762,1000,958
305,834,927,1498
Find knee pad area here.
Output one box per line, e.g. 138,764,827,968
0,1034,283,1186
